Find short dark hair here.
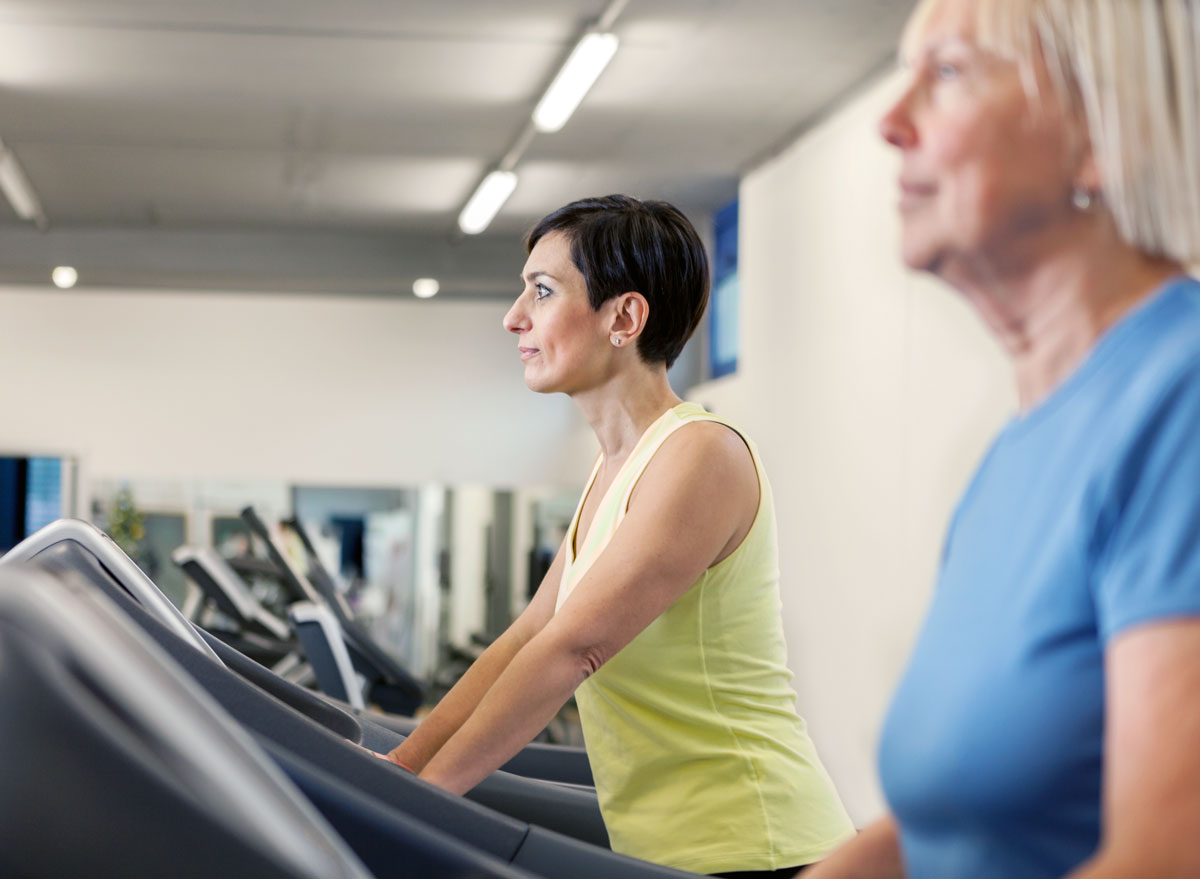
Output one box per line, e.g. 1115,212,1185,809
525,194,710,369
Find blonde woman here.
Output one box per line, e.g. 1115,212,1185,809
811,1,1200,877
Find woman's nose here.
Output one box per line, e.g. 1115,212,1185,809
879,80,918,149
503,295,528,334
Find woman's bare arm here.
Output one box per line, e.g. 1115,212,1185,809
385,537,568,770
1069,618,1200,877
803,817,904,879
415,422,759,793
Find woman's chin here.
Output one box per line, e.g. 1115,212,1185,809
523,373,555,394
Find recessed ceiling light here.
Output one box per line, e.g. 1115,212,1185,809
51,266,77,289
412,277,440,299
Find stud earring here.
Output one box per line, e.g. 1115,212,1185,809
1071,187,1095,212
611,335,621,346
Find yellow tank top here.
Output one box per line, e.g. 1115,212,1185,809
556,402,853,873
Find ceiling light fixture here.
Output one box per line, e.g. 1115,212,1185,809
412,277,440,299
51,266,78,289
0,139,48,231
450,1,628,238
457,170,518,235
532,31,619,133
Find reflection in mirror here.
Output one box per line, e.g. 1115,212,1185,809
84,475,582,742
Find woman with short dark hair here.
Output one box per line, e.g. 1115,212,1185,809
388,194,853,876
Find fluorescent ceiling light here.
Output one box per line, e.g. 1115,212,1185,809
457,170,517,235
51,266,78,289
0,143,47,229
412,277,439,299
533,31,619,133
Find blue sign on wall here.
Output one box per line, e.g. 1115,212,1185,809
709,198,739,379
25,457,63,536
0,456,64,552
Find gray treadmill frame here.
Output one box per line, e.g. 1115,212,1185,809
1,518,219,661
0,563,374,879
289,600,366,711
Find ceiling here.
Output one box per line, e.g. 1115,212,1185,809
0,0,915,299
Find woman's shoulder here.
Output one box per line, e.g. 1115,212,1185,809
635,416,760,509
667,403,755,446
628,416,763,562
663,414,754,462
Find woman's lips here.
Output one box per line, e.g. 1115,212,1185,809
519,347,540,361
897,178,935,210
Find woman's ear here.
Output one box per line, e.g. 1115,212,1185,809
1075,151,1102,193
607,292,650,348
1069,134,1103,196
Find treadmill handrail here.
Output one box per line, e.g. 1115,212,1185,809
289,601,365,711
240,506,322,605
1,518,219,661
250,508,424,702
174,545,292,641
282,517,355,619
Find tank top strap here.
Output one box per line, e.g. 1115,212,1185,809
611,402,747,526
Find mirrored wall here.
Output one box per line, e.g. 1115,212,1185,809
88,476,580,689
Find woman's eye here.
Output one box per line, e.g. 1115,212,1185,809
935,62,960,81
534,283,552,301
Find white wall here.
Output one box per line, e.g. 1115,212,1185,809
687,73,1017,824
0,287,578,487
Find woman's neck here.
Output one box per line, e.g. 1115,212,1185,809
946,232,1181,413
572,368,682,461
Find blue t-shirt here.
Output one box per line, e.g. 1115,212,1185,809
879,276,1200,879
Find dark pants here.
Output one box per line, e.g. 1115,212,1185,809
712,865,808,879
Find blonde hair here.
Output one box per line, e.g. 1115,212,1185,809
903,0,1200,265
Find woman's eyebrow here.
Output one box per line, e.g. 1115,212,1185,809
904,36,975,65
521,270,559,283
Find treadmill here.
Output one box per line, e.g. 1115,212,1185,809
173,543,304,674
241,506,425,715
2,519,702,879
0,563,375,879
